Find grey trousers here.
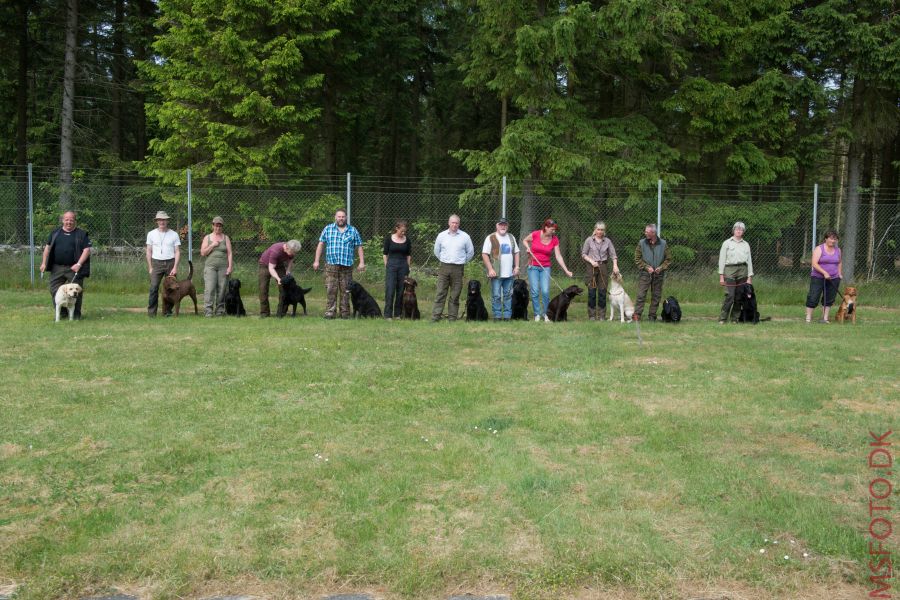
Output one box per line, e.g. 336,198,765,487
204,264,228,316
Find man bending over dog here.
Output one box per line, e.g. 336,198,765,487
632,223,671,322
40,210,91,320
146,210,180,317
313,209,365,319
258,240,301,318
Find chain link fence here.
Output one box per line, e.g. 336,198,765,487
1,167,898,291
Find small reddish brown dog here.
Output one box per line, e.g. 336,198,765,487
835,285,857,324
162,260,198,316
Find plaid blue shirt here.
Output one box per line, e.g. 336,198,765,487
319,222,363,266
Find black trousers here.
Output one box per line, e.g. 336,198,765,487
384,258,409,318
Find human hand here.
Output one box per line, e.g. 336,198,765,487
226,267,233,276
312,260,319,271
719,275,725,286
169,267,177,276
40,263,46,273
565,269,573,278
357,262,366,272
487,268,496,278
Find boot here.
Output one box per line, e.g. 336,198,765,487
588,307,596,321
597,307,606,320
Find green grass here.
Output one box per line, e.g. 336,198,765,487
0,286,898,600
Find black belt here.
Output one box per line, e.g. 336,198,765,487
725,263,747,266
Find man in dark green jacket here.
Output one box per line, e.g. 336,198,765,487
633,223,671,322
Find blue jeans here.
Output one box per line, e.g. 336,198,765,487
490,277,514,319
527,266,550,317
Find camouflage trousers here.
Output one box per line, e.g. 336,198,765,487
325,264,353,318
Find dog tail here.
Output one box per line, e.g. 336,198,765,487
759,316,772,322
302,287,312,294
187,260,193,280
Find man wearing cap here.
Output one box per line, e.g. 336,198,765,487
431,214,474,322
481,218,520,320
40,210,92,320
633,223,671,322
146,210,181,316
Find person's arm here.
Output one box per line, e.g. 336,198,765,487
465,235,474,262
285,257,293,275
810,246,827,278
657,244,672,273
171,245,180,275
837,252,842,279
581,238,596,267
268,262,281,284
554,245,573,277
146,244,153,274
73,246,90,273
482,251,495,278
40,244,50,273
313,241,325,271
433,233,442,260
383,236,390,267
357,244,366,271
225,236,233,275
609,240,620,276
718,240,728,285
746,244,753,284
513,248,520,275
200,234,212,257
635,243,650,272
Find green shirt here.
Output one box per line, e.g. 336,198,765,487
718,237,753,277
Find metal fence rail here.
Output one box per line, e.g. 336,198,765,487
1,166,897,286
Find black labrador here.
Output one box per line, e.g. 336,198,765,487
222,278,247,316
277,274,312,317
347,281,382,318
465,280,489,321
401,277,421,320
736,283,770,324
546,285,583,322
661,296,682,323
511,278,529,320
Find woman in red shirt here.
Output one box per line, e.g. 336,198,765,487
522,218,574,321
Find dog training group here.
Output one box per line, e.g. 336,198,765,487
51,259,861,325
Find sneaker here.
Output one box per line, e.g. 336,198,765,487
543,314,550,322
718,320,726,325
535,315,541,322
819,319,830,324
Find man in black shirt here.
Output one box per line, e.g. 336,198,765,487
40,211,92,319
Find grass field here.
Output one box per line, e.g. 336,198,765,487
1,276,898,600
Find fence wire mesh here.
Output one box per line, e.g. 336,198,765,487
1,167,898,286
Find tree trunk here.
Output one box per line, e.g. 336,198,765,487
110,0,125,243
500,94,507,138
16,0,29,243
322,72,338,184
59,0,78,209
843,141,861,283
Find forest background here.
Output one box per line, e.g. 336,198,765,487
0,0,898,283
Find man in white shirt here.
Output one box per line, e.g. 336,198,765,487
146,210,181,316
481,218,520,320
431,214,474,322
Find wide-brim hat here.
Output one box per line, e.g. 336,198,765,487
155,211,171,221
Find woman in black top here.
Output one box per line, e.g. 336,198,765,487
383,220,412,319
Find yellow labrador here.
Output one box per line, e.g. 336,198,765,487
607,272,634,323
54,283,82,322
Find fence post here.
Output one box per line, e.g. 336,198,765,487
657,179,662,236
811,183,818,254
346,172,352,223
186,168,193,262
28,163,34,287
502,176,507,219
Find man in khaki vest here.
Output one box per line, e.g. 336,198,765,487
481,217,520,320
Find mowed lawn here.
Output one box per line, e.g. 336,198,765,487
0,287,898,600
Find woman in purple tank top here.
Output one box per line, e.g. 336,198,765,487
804,230,842,323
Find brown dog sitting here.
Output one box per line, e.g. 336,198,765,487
401,276,420,320
162,260,198,316
835,285,857,324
